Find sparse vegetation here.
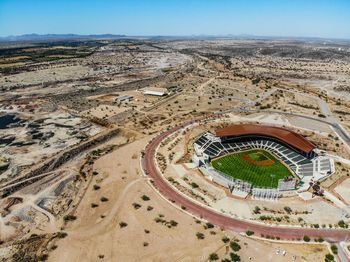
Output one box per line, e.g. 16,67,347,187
303,235,310,242
119,222,128,228
141,195,150,201
330,244,338,255
63,215,77,222
196,232,205,239
208,253,219,261
100,197,109,202
246,230,254,236
230,241,241,252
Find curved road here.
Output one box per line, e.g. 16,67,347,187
142,120,350,241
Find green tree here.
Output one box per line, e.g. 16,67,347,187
230,252,241,262
208,253,219,261
303,235,310,242
246,230,254,236
330,244,338,255
230,241,241,252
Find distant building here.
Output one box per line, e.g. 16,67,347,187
143,87,168,96
115,95,133,103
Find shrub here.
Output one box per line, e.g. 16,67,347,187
331,244,338,255
93,185,101,190
154,217,164,223
91,203,98,208
338,220,348,228
141,195,150,201
63,215,77,221
147,206,154,211
169,220,178,227
284,206,292,214
230,241,241,252
316,237,324,242
196,232,205,239
57,232,67,238
246,230,254,236
206,222,214,229
38,254,49,261
191,182,199,188
132,203,141,209
230,252,241,262
303,235,310,242
100,197,109,202
222,236,230,243
119,222,128,228
208,253,219,261
253,206,261,214
325,253,335,262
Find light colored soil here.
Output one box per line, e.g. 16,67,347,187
232,236,329,262
48,137,226,262
83,104,128,119
0,65,93,88
334,178,350,204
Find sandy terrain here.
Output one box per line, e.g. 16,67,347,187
1,39,349,261
46,135,333,262
48,137,227,261
83,104,129,119
0,65,93,88
334,178,350,204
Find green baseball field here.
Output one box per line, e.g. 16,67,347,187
211,149,293,188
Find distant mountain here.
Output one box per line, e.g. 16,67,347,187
0,33,348,43
0,34,127,42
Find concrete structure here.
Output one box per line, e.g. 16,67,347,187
216,124,316,157
193,124,335,198
277,176,296,191
116,95,133,102
143,87,168,96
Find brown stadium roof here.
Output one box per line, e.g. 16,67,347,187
215,124,315,154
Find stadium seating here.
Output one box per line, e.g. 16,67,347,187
194,132,332,179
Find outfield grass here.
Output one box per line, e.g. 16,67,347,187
211,149,293,188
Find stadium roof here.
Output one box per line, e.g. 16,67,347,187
143,87,168,96
215,124,316,153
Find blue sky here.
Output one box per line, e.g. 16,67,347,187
1,0,350,39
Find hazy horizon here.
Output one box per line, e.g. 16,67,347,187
1,0,350,39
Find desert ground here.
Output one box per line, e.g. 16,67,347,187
0,38,349,261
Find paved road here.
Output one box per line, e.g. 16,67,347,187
142,119,350,241
318,99,350,146
222,107,350,147
337,242,350,262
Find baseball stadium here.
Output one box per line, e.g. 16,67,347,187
193,124,334,200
